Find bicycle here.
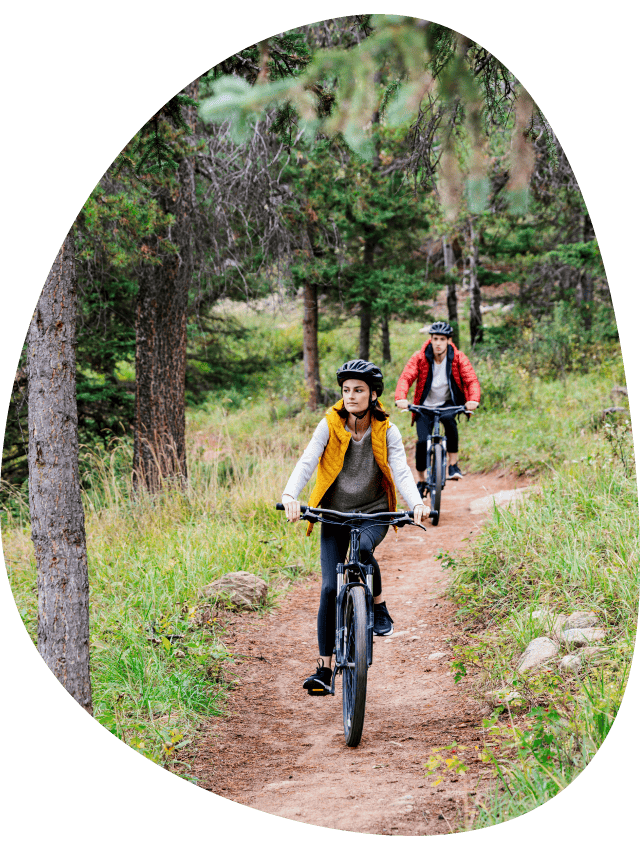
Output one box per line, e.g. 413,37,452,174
406,403,470,526
275,504,426,747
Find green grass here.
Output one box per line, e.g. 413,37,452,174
443,416,637,828
3,432,321,769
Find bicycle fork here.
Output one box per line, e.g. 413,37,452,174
331,529,375,694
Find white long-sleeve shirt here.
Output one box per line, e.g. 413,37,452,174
282,418,423,510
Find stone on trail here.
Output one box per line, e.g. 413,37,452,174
562,628,606,647
199,571,268,609
580,645,608,659
559,654,582,673
530,609,568,640
468,488,533,515
516,637,559,672
563,611,600,630
428,651,447,660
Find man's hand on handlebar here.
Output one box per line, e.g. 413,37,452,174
281,494,301,522
395,398,409,411
465,400,479,411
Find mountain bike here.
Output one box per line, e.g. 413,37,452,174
407,403,469,526
276,504,424,746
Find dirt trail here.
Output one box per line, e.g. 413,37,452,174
187,470,525,835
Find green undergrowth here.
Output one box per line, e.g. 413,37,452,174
3,435,320,771
441,418,637,828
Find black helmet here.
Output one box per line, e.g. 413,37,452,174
428,321,453,337
336,359,384,395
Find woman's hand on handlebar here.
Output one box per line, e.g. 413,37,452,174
395,398,409,411
465,400,479,411
412,503,427,525
281,494,301,522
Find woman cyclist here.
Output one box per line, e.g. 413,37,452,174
281,360,426,696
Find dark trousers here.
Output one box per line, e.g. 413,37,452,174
415,407,459,472
317,518,389,658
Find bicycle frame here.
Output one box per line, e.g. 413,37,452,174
408,404,468,524
275,503,421,693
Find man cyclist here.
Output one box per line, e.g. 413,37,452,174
395,321,480,490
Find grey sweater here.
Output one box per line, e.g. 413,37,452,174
282,418,422,512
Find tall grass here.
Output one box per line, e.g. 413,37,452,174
444,417,637,828
3,418,322,769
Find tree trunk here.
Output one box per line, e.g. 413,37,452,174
359,303,372,361
302,279,321,408
133,235,190,489
359,236,375,361
358,95,381,364
28,233,93,714
443,236,459,347
381,316,391,362
467,221,483,346
133,81,198,491
579,270,594,331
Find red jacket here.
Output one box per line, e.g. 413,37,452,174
395,340,481,424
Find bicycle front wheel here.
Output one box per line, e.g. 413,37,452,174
342,585,368,747
430,443,442,525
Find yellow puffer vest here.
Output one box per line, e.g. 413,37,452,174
306,400,397,535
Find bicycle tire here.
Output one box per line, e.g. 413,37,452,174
431,443,442,525
342,585,368,747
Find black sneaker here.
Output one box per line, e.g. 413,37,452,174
448,464,463,480
373,601,394,636
417,480,428,498
303,659,333,696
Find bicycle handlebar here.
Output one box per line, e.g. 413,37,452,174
276,503,415,519
407,403,472,418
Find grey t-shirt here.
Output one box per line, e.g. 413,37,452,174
423,358,451,407
322,426,388,513
282,418,422,512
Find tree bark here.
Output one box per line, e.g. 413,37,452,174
467,221,483,346
443,236,459,347
302,279,321,408
381,316,391,362
359,303,372,361
28,233,93,714
359,236,376,361
133,81,198,491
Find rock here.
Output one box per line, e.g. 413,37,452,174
484,688,523,708
516,637,559,672
550,615,569,641
428,651,447,660
468,488,533,515
199,571,268,609
530,609,568,640
563,611,600,630
562,628,606,647
559,654,582,673
580,645,608,659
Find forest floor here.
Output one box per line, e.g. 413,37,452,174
183,468,529,835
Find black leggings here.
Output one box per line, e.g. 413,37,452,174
415,410,458,472
317,518,389,658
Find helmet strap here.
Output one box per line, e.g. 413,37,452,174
354,389,376,419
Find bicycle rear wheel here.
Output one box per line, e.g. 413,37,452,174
430,443,442,525
342,585,368,747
